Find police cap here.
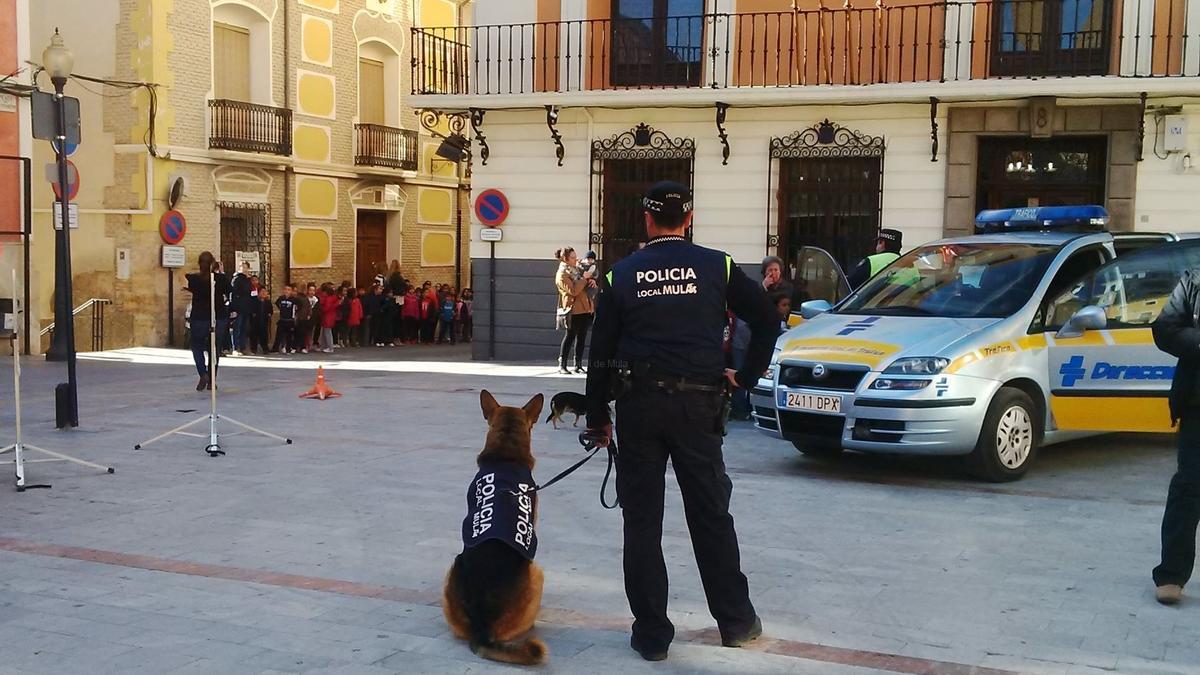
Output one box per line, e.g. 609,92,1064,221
878,229,902,246
642,181,693,218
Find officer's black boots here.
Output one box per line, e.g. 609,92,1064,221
630,635,669,661
558,358,571,375
720,615,763,648
574,364,586,374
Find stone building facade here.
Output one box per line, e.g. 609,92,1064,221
13,0,471,353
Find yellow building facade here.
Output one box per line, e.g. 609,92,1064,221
18,0,470,352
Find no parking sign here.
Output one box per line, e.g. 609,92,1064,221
160,210,187,245
474,189,509,227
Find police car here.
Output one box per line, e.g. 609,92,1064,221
753,206,1200,481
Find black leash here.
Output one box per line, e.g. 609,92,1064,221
509,431,620,509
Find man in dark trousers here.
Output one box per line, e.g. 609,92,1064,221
846,228,903,290
1151,271,1200,605
585,181,779,661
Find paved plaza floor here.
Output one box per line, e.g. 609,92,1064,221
0,346,1198,674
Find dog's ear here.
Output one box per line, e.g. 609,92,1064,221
480,390,500,421
522,393,545,425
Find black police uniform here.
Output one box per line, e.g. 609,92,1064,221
585,182,779,655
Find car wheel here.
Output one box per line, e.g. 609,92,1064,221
966,387,1040,482
792,441,845,458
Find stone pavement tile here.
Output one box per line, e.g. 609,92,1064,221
242,630,398,665
297,665,400,675
1110,656,1198,675
975,654,1072,675
369,650,480,673
233,648,336,673
85,646,206,675
164,658,269,675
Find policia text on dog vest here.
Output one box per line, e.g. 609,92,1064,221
460,461,538,560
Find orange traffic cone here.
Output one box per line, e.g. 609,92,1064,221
299,366,342,400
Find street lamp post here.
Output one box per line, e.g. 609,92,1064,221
42,28,78,427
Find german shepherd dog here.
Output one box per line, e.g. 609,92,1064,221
544,391,589,429
443,390,548,666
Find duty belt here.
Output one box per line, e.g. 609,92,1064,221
636,375,723,394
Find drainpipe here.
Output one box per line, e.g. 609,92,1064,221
455,180,463,290
282,0,293,286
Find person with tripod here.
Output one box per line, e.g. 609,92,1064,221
184,252,231,391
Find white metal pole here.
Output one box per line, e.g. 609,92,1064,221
11,269,24,488
209,271,218,450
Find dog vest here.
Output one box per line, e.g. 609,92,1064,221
461,461,538,560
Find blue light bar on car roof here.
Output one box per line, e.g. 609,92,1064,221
974,205,1110,234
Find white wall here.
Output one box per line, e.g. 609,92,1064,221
469,0,537,95
467,104,948,264
1136,105,1200,232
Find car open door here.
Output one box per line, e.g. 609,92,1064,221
787,246,849,327
1043,241,1200,433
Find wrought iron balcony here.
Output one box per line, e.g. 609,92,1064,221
355,124,419,171
411,0,1196,96
208,99,293,156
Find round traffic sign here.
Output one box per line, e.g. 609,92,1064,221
474,189,509,227
160,210,187,245
52,139,79,157
50,160,79,201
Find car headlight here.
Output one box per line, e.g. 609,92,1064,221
882,357,950,375
870,378,931,391
763,347,782,380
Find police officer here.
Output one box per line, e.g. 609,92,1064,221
1151,271,1200,605
584,181,778,661
846,228,903,290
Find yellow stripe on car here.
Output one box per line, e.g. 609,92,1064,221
1050,396,1174,433
779,337,898,367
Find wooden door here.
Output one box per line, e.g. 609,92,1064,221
213,22,251,102
356,211,388,288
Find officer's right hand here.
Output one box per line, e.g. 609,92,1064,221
583,424,612,448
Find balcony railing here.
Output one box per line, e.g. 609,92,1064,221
411,0,1199,96
355,124,419,170
209,99,293,156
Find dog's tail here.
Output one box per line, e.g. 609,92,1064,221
470,637,548,666
544,410,554,423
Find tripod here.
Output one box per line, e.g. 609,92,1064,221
1,270,114,491
134,270,291,457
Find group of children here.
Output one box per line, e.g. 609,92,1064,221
222,276,473,356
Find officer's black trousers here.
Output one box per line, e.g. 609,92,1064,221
614,387,757,648
1155,414,1200,586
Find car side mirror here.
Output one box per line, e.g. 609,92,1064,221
1056,305,1107,339
799,299,832,319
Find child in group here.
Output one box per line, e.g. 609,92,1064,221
252,287,273,354
772,292,791,332
333,287,349,348
294,284,312,354
379,288,397,347
274,285,299,354
361,284,380,347
438,292,457,345
318,283,339,353
307,283,321,352
348,288,364,347
458,288,473,343
420,286,438,344
401,287,420,344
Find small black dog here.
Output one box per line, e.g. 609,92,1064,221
544,392,589,429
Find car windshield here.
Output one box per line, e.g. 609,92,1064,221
838,243,1059,318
